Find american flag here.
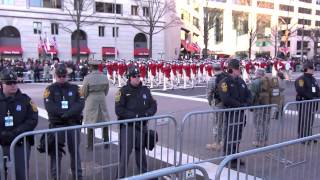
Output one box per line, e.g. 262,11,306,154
50,36,57,49
38,36,43,51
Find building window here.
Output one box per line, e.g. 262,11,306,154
143,7,149,17
298,19,311,25
193,17,199,28
233,11,249,36
30,0,62,8
297,29,311,36
298,7,311,14
33,22,42,34
317,0,320,5
131,5,138,15
98,26,105,37
299,0,311,3
95,2,123,14
74,0,83,10
316,21,320,27
297,41,308,50
279,4,294,12
2,0,14,5
280,41,290,47
278,17,291,25
112,27,119,37
316,10,320,16
233,0,251,6
257,1,274,9
51,23,58,35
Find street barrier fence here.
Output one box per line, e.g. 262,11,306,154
4,99,320,180
123,163,209,180
7,115,177,180
0,146,5,180
214,134,320,180
179,104,281,165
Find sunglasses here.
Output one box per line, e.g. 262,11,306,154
57,75,67,78
131,75,141,78
5,81,17,85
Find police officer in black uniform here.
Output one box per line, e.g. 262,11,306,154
0,69,38,180
295,62,320,142
218,59,252,167
43,63,84,180
115,66,157,178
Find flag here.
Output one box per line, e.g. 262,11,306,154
51,36,57,49
38,36,42,50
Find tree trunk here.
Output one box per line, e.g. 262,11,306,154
248,36,252,60
149,33,153,59
314,41,318,59
203,7,208,59
76,26,80,62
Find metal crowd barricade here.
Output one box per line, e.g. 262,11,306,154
215,134,320,180
279,99,320,167
123,163,209,180
282,99,320,141
0,146,5,180
179,104,280,165
8,115,177,180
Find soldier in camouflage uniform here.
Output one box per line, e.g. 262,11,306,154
206,63,228,150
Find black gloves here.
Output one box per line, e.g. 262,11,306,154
0,131,15,145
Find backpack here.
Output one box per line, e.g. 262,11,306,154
258,77,282,105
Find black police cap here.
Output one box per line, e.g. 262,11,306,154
0,69,17,82
127,66,140,78
55,63,68,76
228,59,240,69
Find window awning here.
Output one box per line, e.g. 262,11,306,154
72,47,90,55
134,48,149,56
102,47,118,55
0,46,23,55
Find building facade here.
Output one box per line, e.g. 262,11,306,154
206,0,320,59
0,0,167,61
164,0,203,60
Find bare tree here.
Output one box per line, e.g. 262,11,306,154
129,0,181,58
59,0,97,61
310,28,320,59
203,0,223,58
248,27,257,59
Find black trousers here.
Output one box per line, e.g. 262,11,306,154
118,124,147,178
223,110,245,155
298,103,317,138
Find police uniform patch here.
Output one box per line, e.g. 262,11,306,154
43,88,50,98
30,100,38,112
298,79,304,87
221,82,228,92
115,90,121,102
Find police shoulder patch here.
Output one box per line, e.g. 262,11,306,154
115,90,121,102
221,82,228,92
298,79,304,87
30,100,38,112
43,88,50,99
